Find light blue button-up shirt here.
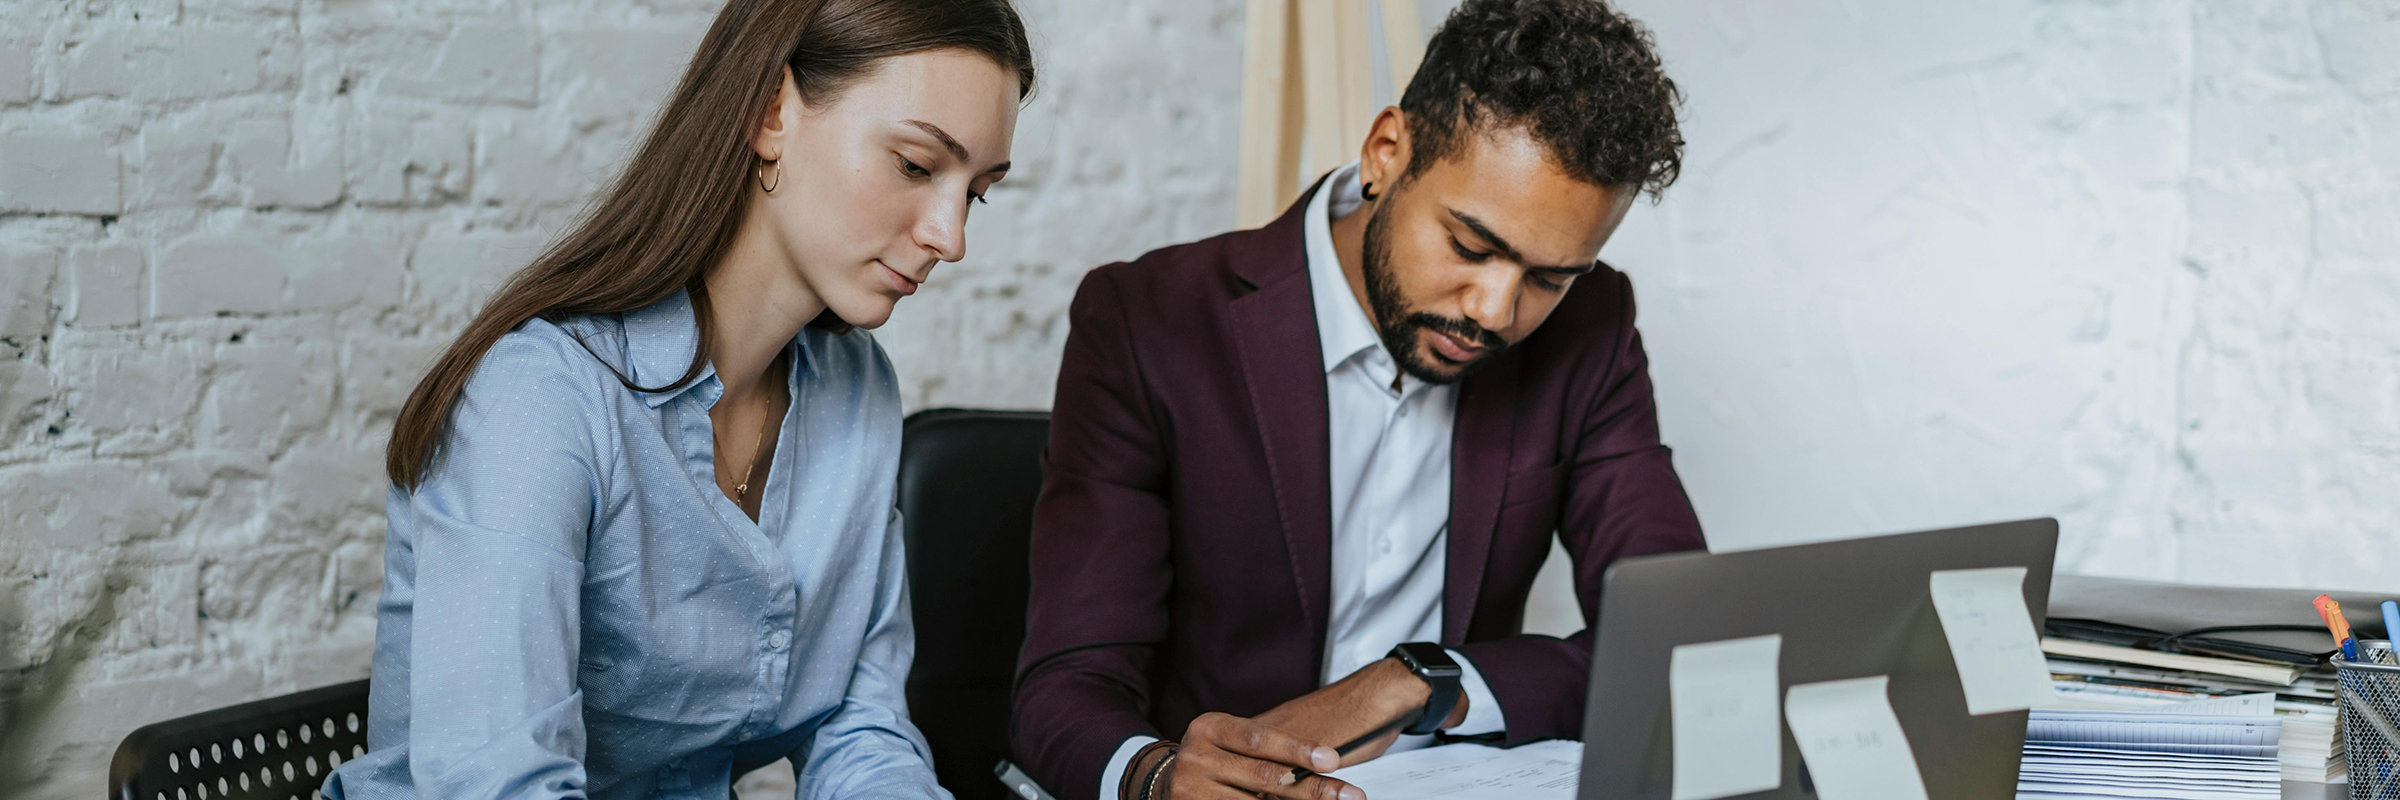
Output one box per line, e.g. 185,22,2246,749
326,290,944,800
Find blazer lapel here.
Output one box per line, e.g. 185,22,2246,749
1227,180,1335,654
1445,352,1521,643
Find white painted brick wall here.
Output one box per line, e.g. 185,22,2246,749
0,0,1244,796
2,0,2393,797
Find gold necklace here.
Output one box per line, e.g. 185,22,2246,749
727,360,780,503
732,410,769,502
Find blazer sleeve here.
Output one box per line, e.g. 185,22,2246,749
1010,267,1177,800
1451,270,1708,742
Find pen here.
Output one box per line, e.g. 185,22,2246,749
2382,600,2399,655
2313,594,2359,662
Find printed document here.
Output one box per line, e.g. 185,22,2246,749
1325,740,1581,800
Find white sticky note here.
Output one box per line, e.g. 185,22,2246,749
1783,676,1928,800
1669,634,1784,800
1928,566,2055,715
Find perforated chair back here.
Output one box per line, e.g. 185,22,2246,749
896,409,1050,800
108,679,370,800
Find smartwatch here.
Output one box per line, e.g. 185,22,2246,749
1388,642,1464,736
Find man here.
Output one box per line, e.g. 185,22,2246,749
1012,1,1703,798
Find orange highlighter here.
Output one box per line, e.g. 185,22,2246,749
2315,593,2361,661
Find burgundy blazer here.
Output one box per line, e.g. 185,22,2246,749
1009,182,1706,800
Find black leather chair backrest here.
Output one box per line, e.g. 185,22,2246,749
897,408,1050,800
108,678,369,800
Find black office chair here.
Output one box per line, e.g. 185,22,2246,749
897,408,1051,800
108,678,369,800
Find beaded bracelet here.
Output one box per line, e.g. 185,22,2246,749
1138,745,1180,800
1120,740,1176,800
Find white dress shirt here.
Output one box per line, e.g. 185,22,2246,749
1096,163,1506,798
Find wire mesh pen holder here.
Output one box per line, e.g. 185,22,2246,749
2342,639,2400,800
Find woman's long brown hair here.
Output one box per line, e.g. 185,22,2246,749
386,0,1035,491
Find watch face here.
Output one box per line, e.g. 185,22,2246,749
1395,643,1463,677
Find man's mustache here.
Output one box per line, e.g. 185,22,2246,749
1401,312,1507,353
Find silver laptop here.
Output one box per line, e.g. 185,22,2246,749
1577,518,2059,799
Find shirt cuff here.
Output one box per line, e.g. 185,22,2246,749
1098,734,1159,800
1447,647,1507,736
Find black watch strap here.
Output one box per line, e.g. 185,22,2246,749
1389,642,1464,736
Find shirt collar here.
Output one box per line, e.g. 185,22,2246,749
1304,161,1384,376
618,288,818,409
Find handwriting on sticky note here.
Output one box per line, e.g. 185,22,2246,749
1783,676,1928,800
1668,634,1783,800
1928,566,2054,715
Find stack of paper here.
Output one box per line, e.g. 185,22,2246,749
2042,645,2344,782
2015,697,2285,800
2277,705,2343,782
2039,638,2306,685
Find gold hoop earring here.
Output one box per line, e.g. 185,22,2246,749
757,158,782,193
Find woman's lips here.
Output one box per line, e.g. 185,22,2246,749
879,261,921,296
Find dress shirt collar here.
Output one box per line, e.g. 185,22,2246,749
1305,161,1427,397
1305,161,1380,375
619,288,817,408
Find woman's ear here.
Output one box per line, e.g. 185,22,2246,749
753,65,801,162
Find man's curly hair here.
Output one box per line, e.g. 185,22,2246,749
1398,0,1684,200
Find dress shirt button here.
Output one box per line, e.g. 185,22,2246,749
768,630,790,649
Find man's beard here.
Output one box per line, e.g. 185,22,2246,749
1360,197,1511,385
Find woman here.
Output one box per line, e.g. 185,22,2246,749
323,1,1033,798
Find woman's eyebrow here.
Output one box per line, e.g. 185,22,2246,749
903,119,970,161
902,119,1008,174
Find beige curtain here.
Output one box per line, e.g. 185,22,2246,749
1235,0,1427,228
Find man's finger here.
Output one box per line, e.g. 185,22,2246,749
1262,773,1364,800
1175,748,1300,800
1179,782,1268,800
1217,718,1340,773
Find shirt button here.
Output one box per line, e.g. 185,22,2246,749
768,630,790,649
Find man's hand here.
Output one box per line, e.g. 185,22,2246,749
1253,658,1470,767
1141,712,1359,800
